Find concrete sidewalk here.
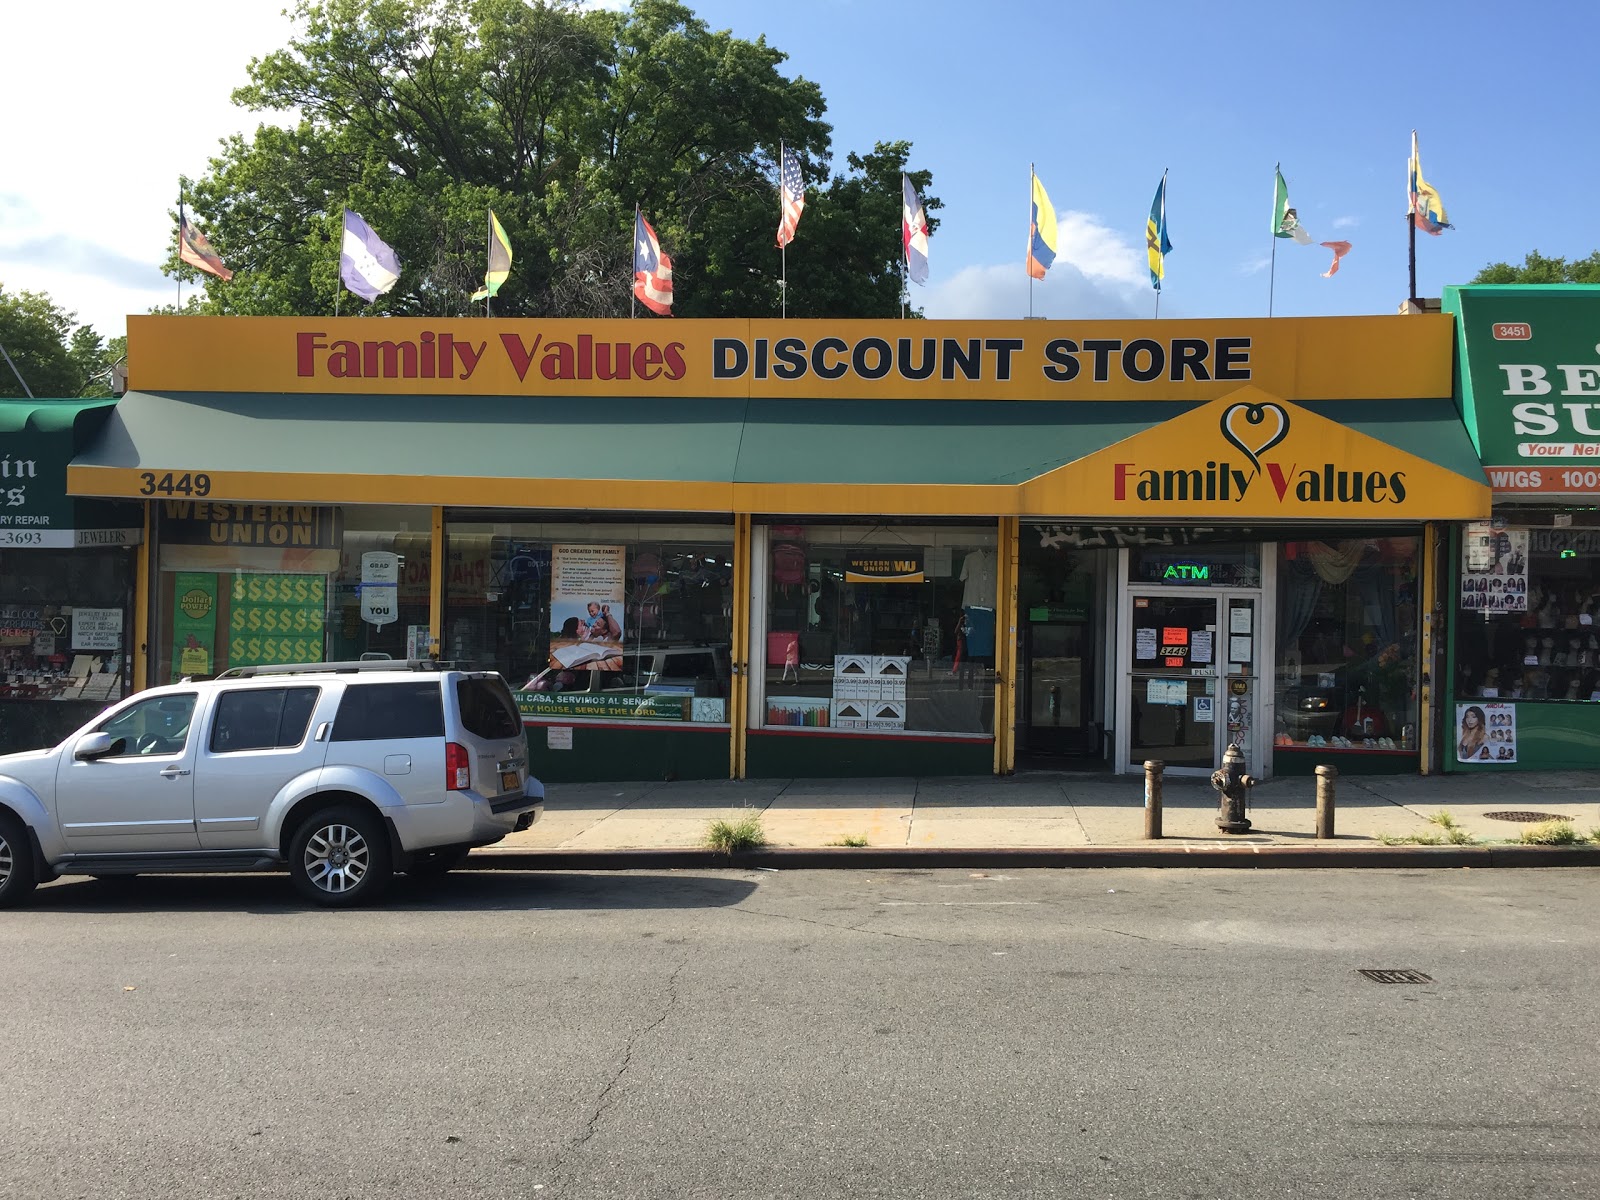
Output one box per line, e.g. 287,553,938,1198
473,769,1600,868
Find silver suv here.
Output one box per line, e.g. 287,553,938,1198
0,661,543,907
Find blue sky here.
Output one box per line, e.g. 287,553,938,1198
4,0,1597,339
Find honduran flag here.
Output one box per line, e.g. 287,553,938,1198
902,174,929,285
633,210,673,315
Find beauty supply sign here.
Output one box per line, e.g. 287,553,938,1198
1452,287,1600,496
125,315,1451,404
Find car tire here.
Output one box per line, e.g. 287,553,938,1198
288,805,392,907
406,847,471,878
0,811,39,909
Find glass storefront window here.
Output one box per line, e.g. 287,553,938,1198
760,522,996,736
444,517,734,724
1455,521,1600,703
154,503,431,682
0,548,136,751
1273,538,1420,753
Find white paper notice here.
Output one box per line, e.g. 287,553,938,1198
1229,636,1252,664
1191,630,1213,664
547,726,574,750
71,607,123,651
1135,628,1157,660
1229,607,1253,634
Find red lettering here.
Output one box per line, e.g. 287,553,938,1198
1265,462,1294,502
1113,462,1134,501
663,342,687,380
297,332,325,376
499,333,542,382
635,342,664,381
541,340,576,380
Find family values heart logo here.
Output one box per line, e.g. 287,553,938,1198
1219,401,1289,472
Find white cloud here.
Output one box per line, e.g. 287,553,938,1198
1331,215,1360,230
920,209,1149,320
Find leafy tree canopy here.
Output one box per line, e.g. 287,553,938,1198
176,0,939,319
0,286,124,399
1470,250,1600,285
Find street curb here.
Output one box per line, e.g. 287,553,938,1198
466,844,1600,871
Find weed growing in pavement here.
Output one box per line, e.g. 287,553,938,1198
1379,811,1478,846
1379,831,1445,846
705,809,767,853
828,835,869,847
1518,819,1588,846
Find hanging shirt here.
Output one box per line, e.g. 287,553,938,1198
960,548,997,609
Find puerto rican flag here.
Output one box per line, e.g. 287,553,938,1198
633,210,673,315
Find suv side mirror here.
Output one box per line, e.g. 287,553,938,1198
73,732,118,761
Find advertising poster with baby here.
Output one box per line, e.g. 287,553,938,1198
1455,701,1516,764
549,544,626,671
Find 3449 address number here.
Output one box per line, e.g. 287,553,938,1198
137,472,212,497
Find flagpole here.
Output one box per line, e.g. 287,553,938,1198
484,210,493,318
632,204,639,319
1268,163,1279,318
176,187,184,311
1407,131,1418,306
779,142,788,319
1154,169,1165,319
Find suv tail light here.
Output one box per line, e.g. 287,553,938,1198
446,742,471,791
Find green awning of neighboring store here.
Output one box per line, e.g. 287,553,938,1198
0,398,142,548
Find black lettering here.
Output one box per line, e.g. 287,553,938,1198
1081,339,1122,382
984,338,1024,381
811,337,848,380
1389,473,1407,503
942,338,982,381
773,337,807,380
853,337,892,380
898,337,937,380
1214,337,1251,380
713,338,748,379
1042,338,1080,382
1169,338,1211,381
1123,338,1164,382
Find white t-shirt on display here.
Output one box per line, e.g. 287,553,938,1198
960,549,997,609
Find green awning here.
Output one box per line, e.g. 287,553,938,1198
0,398,140,548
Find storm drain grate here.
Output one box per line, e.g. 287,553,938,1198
1483,810,1573,823
1357,969,1433,985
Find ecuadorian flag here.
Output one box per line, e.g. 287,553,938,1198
1026,170,1058,279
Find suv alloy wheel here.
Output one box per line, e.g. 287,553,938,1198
0,811,39,908
288,805,392,907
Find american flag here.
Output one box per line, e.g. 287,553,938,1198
776,145,805,248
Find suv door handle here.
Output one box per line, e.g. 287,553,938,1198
160,766,192,778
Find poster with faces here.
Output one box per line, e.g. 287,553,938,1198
1455,702,1516,764
1460,524,1527,613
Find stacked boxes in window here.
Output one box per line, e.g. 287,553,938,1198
830,655,873,730
868,656,909,730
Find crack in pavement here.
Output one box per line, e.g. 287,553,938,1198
732,904,952,945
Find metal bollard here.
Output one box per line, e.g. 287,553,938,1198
1315,764,1337,839
1143,759,1164,840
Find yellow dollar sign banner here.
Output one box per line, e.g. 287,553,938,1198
227,573,326,668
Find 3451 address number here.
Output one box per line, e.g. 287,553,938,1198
137,472,212,497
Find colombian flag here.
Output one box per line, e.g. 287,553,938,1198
1026,170,1058,279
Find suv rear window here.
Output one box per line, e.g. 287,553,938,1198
210,686,320,752
330,681,444,741
456,678,523,739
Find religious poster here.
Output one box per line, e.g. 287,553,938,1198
549,544,626,671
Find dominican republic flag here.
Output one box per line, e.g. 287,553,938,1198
902,174,929,285
776,145,805,248
340,209,401,302
633,210,673,315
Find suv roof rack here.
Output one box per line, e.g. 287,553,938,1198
216,659,458,679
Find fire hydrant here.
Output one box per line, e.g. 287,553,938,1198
1211,743,1255,833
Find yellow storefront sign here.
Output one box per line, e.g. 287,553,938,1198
126,314,1452,402
1022,387,1492,520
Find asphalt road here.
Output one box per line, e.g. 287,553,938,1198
2,867,1597,1199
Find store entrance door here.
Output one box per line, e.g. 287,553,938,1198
1021,617,1095,757
1118,589,1260,776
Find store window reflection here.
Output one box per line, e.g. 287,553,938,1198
1273,538,1420,754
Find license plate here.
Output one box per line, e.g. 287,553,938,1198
500,770,520,794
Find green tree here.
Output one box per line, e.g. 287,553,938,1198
0,286,121,398
1471,250,1600,285
175,0,936,318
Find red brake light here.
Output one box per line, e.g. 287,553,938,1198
446,742,470,791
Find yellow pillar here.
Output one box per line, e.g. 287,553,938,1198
993,515,1019,775
428,507,445,660
729,512,752,779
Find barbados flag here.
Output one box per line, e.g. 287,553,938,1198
1026,170,1058,279
1146,171,1172,291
